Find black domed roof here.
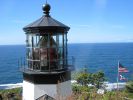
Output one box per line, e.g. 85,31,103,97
23,4,70,33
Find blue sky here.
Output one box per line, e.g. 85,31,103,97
0,0,133,44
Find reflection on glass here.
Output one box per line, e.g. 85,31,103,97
26,33,67,71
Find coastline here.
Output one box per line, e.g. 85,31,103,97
0,81,126,91
0,83,22,90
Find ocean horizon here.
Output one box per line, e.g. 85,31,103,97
0,43,133,84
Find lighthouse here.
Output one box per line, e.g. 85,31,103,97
21,2,74,100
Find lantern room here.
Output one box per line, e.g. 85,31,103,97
23,4,72,72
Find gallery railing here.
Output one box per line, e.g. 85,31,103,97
19,56,75,73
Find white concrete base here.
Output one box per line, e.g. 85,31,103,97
23,80,72,100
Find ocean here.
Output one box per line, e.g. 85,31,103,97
0,43,133,84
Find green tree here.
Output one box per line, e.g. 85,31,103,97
76,71,90,86
125,81,133,93
75,66,91,86
91,71,106,89
74,67,106,89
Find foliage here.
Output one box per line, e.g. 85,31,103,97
71,89,133,100
0,88,22,100
74,67,106,89
72,84,96,94
71,67,133,99
0,87,132,100
91,71,106,89
74,67,90,86
72,70,133,100
125,81,133,93
126,92,133,99
76,72,91,86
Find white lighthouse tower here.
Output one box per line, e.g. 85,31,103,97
21,2,74,100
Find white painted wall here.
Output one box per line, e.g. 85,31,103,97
34,84,57,99
23,81,34,100
23,80,72,100
57,81,72,99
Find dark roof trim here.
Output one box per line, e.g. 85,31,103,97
23,16,70,33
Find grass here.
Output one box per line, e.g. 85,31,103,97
70,91,133,100
0,87,132,100
72,84,133,100
0,88,22,100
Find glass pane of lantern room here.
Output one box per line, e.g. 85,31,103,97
51,35,56,47
26,35,29,47
49,35,58,70
59,34,63,47
31,34,40,48
39,34,49,70
33,35,37,47
56,34,59,60
64,33,67,66
51,35,58,61
27,47,33,69
59,34,63,68
27,34,32,47
35,35,40,48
